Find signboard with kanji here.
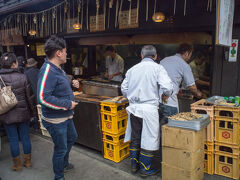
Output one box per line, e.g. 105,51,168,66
119,8,138,29
90,14,105,32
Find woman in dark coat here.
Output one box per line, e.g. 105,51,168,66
0,52,35,171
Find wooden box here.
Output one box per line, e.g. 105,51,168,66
162,124,205,152
162,146,204,171
162,162,204,180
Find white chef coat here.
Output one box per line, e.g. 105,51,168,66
160,54,195,109
106,54,124,82
121,58,173,151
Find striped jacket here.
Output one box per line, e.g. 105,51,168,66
37,59,74,119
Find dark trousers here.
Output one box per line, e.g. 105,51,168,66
4,121,31,157
130,114,143,150
42,119,78,180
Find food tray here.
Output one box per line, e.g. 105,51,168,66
206,96,225,104
168,114,210,131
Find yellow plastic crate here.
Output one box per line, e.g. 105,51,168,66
204,141,214,152
215,151,240,179
102,131,126,144
191,99,215,118
214,117,240,145
101,112,128,134
204,151,214,175
103,139,130,163
100,100,128,115
215,106,240,119
215,142,240,156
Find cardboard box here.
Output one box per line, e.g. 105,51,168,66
162,124,205,152
162,162,204,180
162,146,204,171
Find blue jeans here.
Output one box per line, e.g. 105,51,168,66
4,121,31,158
159,104,178,125
42,119,78,180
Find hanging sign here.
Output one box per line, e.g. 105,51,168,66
216,0,235,46
228,39,238,62
119,8,138,29
90,14,105,32
0,28,24,46
36,43,45,56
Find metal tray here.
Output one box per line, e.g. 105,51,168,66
206,96,225,104
168,114,210,131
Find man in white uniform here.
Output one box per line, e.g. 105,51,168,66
160,43,202,124
121,45,173,176
105,46,124,82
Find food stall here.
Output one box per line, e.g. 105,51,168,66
73,78,122,151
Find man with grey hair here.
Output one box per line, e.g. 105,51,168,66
121,45,173,177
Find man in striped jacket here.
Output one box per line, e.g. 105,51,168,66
37,36,79,180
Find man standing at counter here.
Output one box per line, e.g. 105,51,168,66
37,36,79,180
121,45,173,176
159,43,202,123
105,46,124,82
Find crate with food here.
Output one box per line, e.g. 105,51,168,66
168,112,210,131
162,124,205,152
100,96,129,115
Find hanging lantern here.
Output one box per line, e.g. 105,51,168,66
152,12,165,22
28,29,37,36
73,23,81,30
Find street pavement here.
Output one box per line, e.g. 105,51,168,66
0,133,231,180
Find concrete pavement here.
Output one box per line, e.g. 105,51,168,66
0,133,231,180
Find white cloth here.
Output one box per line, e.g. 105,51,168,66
124,104,160,151
106,54,124,82
121,58,173,151
160,54,195,108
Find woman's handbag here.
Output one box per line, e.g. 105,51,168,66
0,76,18,115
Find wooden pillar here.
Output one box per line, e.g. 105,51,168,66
87,46,96,76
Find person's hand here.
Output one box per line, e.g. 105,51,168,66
162,94,169,104
104,72,109,78
108,74,114,80
196,90,202,99
70,101,78,110
72,80,79,89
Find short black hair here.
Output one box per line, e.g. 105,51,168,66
44,35,66,59
177,43,193,55
105,46,116,52
195,52,204,59
1,52,17,69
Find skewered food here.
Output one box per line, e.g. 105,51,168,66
169,112,202,121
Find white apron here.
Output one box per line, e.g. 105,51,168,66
124,104,160,151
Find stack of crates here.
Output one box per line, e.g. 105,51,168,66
191,99,215,175
37,104,50,137
100,98,129,163
214,105,240,179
